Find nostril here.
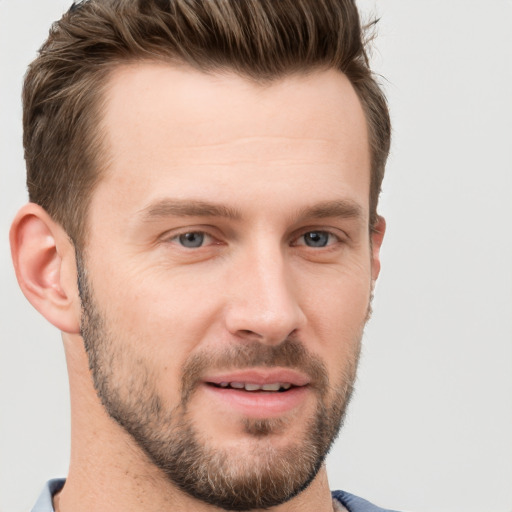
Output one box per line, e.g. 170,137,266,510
239,329,257,336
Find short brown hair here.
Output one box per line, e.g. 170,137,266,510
23,0,390,246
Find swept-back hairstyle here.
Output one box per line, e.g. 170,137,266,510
23,0,390,246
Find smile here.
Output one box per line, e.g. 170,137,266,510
200,369,311,418
212,382,294,392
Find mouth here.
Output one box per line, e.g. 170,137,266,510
200,369,311,418
203,368,310,390
209,382,294,392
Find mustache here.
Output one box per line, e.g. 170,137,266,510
180,338,329,403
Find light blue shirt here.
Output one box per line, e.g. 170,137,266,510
32,479,65,512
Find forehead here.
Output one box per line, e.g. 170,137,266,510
100,62,369,157
93,62,370,221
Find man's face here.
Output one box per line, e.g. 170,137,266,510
79,63,381,510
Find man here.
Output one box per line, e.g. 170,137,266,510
9,0,394,511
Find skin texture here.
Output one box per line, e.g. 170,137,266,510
10,63,384,512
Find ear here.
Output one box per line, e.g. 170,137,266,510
370,215,386,282
10,203,81,334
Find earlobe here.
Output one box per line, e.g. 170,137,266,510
10,203,81,334
370,215,386,281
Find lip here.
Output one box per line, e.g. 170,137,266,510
203,368,311,387
201,368,312,419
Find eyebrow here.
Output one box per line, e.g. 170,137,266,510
139,199,242,221
138,198,364,224
295,199,365,222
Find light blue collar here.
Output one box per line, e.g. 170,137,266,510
31,478,65,512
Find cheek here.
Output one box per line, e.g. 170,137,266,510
297,266,371,375
299,261,372,329
90,265,224,397
97,259,222,339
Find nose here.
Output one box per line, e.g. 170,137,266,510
224,245,306,345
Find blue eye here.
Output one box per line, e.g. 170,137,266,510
177,232,205,248
302,231,331,247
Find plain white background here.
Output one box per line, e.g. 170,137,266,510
1,1,511,511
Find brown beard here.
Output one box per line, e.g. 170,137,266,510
77,252,362,511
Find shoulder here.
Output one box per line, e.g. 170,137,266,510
332,490,402,512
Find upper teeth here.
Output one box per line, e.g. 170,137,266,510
219,382,292,391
